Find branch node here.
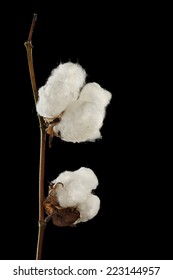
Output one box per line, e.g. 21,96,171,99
39,214,53,226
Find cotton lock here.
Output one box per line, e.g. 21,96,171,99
36,62,86,118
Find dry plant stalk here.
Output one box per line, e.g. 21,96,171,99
24,14,46,260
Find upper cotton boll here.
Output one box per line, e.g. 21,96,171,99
36,62,86,118
52,167,98,208
75,194,100,223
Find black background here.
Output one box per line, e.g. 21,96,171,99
0,2,171,260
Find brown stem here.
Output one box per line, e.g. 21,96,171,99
28,14,37,43
24,14,46,260
36,129,46,260
36,221,46,260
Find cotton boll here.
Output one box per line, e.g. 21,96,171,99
36,62,86,118
53,100,104,142
79,82,112,108
75,194,100,223
52,167,98,208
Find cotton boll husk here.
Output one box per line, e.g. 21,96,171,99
75,194,100,223
36,62,86,118
53,100,104,142
79,82,112,108
52,167,98,208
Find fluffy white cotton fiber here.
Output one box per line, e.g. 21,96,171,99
75,194,100,223
53,167,98,208
52,167,100,223
79,82,112,108
53,82,112,142
36,62,112,142
36,62,86,118
53,100,103,142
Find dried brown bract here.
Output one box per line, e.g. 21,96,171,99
44,183,80,227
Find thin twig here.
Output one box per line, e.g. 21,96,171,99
24,15,44,129
28,14,37,43
24,14,47,260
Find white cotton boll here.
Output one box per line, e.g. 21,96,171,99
79,82,112,108
52,167,98,208
53,100,104,142
75,194,100,223
36,62,86,118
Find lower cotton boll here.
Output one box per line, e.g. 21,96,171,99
46,167,100,225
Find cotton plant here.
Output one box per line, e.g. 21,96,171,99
25,14,111,260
